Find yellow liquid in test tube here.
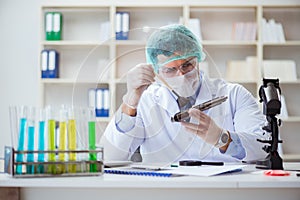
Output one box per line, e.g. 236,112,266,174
58,121,66,173
68,119,77,173
48,119,56,174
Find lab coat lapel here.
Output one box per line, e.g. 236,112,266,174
155,86,180,116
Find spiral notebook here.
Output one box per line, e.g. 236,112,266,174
104,164,245,177
104,168,174,177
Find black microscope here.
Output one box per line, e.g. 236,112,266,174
256,78,283,170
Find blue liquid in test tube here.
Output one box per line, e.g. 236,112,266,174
26,126,35,174
26,107,36,174
37,109,46,174
37,121,45,173
16,118,27,174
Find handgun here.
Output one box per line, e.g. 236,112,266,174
171,96,228,122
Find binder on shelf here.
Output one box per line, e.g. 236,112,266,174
48,50,59,78
40,50,59,78
103,88,110,117
121,12,129,40
261,18,285,43
88,89,96,108
96,88,103,117
95,88,109,117
115,12,122,40
100,21,111,42
45,12,53,41
45,12,62,41
115,12,130,40
41,50,48,78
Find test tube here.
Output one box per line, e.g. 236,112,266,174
47,106,56,174
68,108,77,173
15,106,27,174
37,108,46,174
57,108,67,174
88,108,97,172
26,107,36,174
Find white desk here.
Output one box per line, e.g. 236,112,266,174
0,163,300,200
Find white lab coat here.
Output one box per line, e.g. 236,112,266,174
101,74,268,163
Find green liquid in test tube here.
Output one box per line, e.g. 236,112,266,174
89,120,97,172
68,108,77,173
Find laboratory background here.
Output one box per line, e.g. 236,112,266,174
1,0,300,162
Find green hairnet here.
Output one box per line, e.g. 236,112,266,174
146,24,206,73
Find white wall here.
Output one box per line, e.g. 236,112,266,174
0,0,47,156
0,0,299,158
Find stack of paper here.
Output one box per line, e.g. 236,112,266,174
226,56,259,82
232,22,256,41
262,60,297,82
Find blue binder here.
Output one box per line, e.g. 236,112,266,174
116,12,130,40
41,50,48,78
95,88,109,117
40,49,59,78
47,50,59,78
115,12,122,40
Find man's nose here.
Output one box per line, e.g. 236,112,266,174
176,69,184,76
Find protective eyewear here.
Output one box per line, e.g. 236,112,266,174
159,57,198,78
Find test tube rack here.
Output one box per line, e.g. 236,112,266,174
4,146,104,178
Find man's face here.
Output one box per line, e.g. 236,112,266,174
158,56,198,78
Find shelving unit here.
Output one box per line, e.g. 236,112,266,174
261,5,300,162
39,2,300,161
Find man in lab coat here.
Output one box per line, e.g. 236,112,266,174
101,24,268,164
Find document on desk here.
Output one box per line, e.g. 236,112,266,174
109,163,246,177
163,164,246,177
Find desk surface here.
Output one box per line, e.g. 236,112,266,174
0,163,300,200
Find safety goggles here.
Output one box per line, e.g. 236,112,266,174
159,57,198,78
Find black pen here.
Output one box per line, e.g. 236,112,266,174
179,160,224,166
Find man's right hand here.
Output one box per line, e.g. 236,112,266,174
122,63,155,115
